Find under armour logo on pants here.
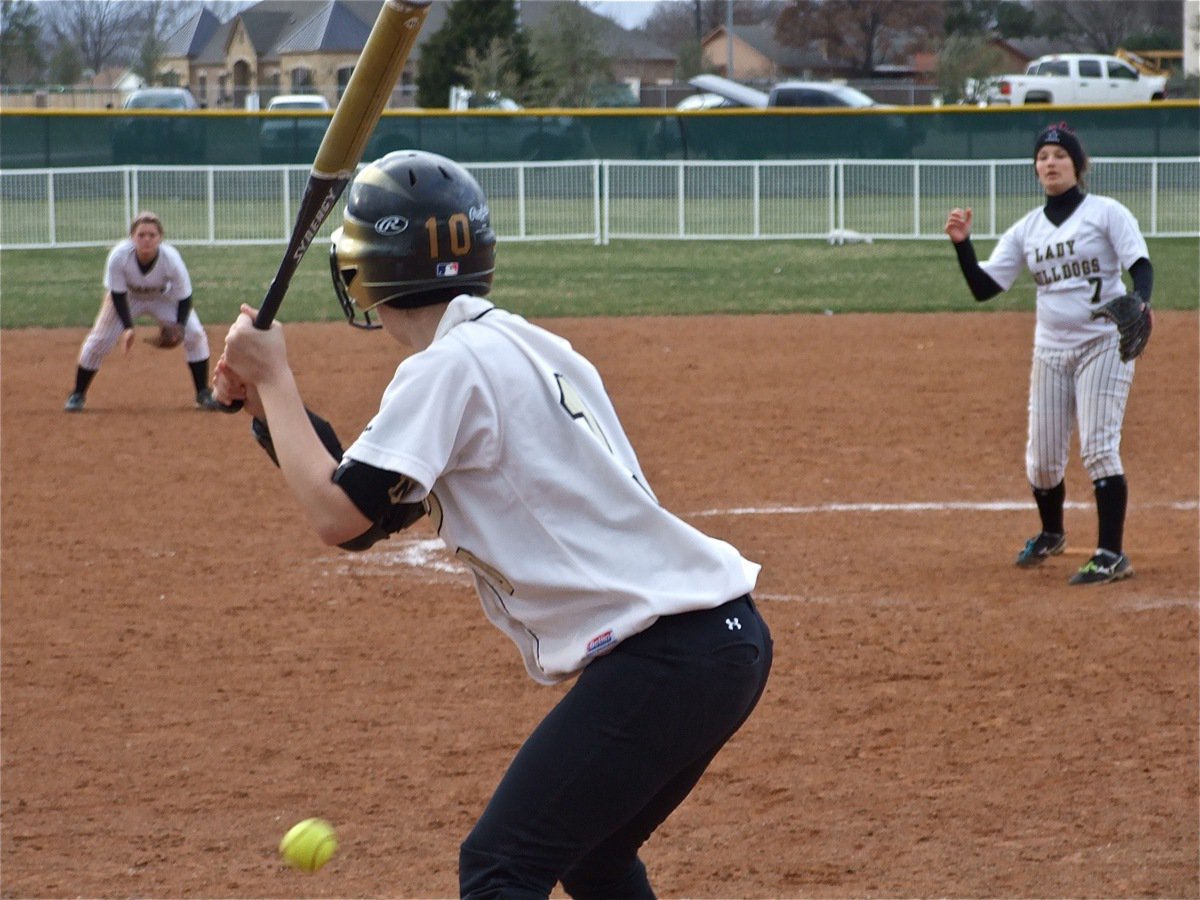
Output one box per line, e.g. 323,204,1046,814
725,617,741,630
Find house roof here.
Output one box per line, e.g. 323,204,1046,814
275,1,374,54
705,25,851,75
163,0,673,71
162,7,222,59
239,9,302,61
996,35,1089,62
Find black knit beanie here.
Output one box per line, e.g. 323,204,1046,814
1034,122,1087,176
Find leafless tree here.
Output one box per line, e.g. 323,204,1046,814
40,0,144,74
643,0,781,54
131,1,201,82
1035,0,1183,53
776,0,944,77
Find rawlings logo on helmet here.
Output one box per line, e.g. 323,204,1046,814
333,150,497,328
374,215,409,236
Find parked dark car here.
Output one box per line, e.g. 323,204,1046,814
113,88,205,163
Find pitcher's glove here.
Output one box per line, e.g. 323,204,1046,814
1090,293,1153,362
145,323,185,349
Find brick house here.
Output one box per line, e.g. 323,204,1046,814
700,25,853,85
158,0,676,110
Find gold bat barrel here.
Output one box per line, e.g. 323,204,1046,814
313,0,432,180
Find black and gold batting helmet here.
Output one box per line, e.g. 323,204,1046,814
330,150,496,328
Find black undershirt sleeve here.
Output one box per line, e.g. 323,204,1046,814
250,411,425,551
110,291,133,329
1128,257,1153,302
176,295,192,325
952,238,1003,302
251,408,344,466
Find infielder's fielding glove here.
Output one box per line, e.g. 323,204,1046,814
145,323,185,349
1090,293,1153,362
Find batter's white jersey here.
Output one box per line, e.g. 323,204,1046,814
980,194,1149,350
104,239,193,303
344,296,760,684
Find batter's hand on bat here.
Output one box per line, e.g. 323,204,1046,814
221,304,290,389
213,359,268,419
212,355,246,406
945,208,973,243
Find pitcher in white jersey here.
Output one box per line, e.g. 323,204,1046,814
64,211,222,412
213,151,771,898
944,122,1155,585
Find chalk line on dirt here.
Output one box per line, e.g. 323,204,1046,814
693,499,1199,517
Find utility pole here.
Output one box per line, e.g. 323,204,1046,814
726,0,734,77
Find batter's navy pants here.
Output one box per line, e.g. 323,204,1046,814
459,594,772,899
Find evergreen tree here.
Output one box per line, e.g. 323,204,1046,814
416,0,533,109
460,37,522,105
936,32,1003,103
0,0,44,84
526,1,611,107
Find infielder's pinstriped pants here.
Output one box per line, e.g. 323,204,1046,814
1026,332,1133,488
78,293,210,370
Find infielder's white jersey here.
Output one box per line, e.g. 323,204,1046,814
103,239,192,302
344,295,760,683
981,194,1149,351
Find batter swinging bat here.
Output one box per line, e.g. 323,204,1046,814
220,0,431,410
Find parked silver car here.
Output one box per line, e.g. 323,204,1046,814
122,87,200,110
768,81,884,108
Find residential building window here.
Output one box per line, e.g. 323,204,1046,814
291,67,315,91
198,74,207,101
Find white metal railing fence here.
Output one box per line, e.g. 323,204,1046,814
2,157,1196,250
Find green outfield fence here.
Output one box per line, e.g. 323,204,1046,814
2,157,1196,249
1,103,1197,168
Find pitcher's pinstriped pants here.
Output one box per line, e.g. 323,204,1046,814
1026,333,1133,489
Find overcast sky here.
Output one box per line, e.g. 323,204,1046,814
584,0,662,30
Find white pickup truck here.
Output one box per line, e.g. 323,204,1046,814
985,53,1168,105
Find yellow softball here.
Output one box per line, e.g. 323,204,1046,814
279,817,338,872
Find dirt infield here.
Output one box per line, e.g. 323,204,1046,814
3,311,1197,899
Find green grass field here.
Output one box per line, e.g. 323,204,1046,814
1,238,1196,329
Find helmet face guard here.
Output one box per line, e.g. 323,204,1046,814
330,241,379,329
330,150,496,328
